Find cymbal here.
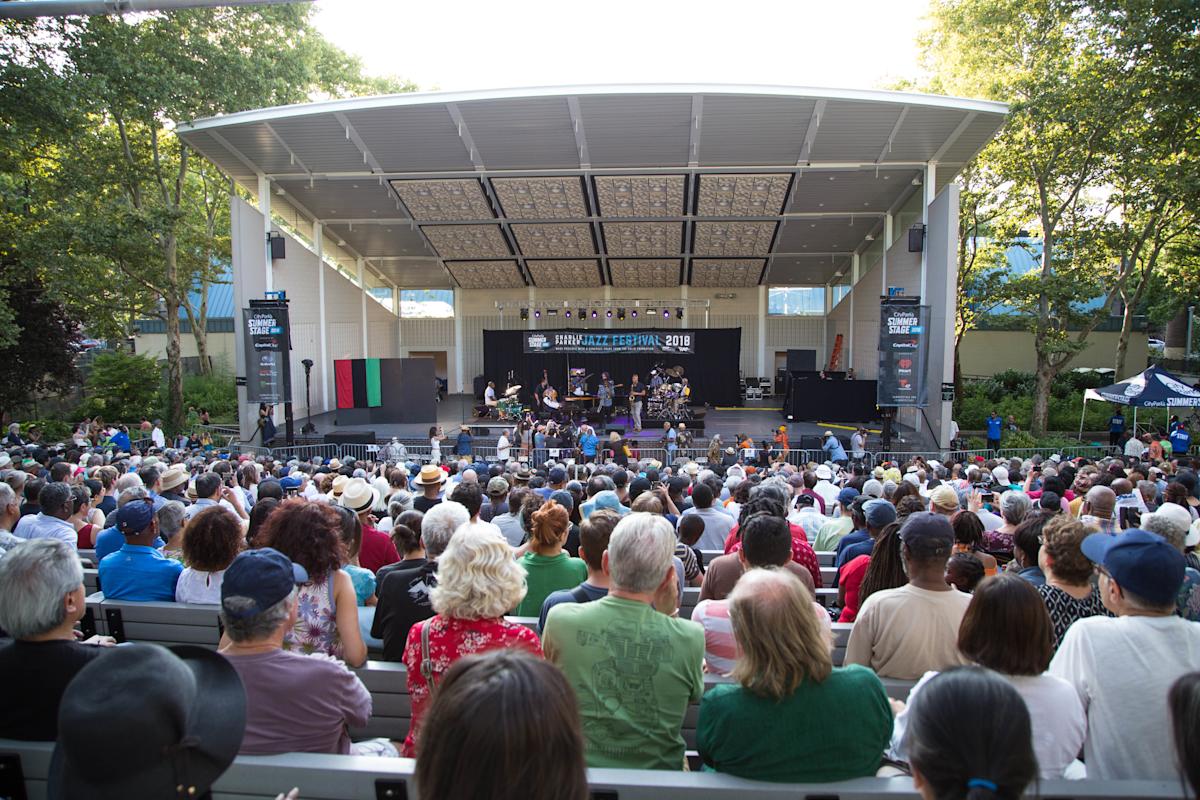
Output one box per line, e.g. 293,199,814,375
664,366,683,378
505,385,522,396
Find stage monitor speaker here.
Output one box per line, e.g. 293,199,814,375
908,224,925,252
800,435,823,451
786,349,816,372
324,431,375,445
268,233,286,260
473,375,487,399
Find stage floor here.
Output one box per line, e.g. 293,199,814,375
292,394,884,447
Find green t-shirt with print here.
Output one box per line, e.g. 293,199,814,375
514,551,588,617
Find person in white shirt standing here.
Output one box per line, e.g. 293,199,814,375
1049,529,1200,780
150,420,166,450
496,428,511,463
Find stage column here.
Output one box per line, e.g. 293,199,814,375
357,258,368,357
920,162,937,301
603,285,612,329
257,175,273,294
924,182,959,451
757,285,767,377
315,222,330,413
453,287,464,393
848,253,859,372
882,212,892,290
394,282,402,358
527,287,536,331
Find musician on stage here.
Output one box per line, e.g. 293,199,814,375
629,373,646,432
484,380,498,407
596,372,615,424
649,369,665,390
533,371,551,408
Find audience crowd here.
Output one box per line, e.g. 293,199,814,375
1,419,1199,798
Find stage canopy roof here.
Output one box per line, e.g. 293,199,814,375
178,84,1007,290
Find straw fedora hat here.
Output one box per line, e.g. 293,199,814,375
339,478,379,514
331,474,349,497
160,466,189,493
413,464,447,486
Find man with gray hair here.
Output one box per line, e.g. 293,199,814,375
372,500,470,662
13,482,77,546
0,482,24,557
218,547,379,755
0,539,114,740
543,512,703,770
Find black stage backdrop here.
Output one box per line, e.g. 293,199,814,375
483,328,742,407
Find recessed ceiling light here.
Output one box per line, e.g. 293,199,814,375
828,176,835,181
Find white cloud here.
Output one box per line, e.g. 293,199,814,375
314,0,930,93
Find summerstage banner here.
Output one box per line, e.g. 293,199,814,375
877,300,929,407
242,304,292,404
523,330,696,355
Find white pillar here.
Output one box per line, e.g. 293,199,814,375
848,253,859,371
822,283,831,367
882,213,893,292
357,258,368,357
603,285,613,329
257,175,273,293
314,223,329,413
393,283,402,358
757,285,767,377
453,288,464,393
527,287,536,331
680,285,688,328
921,162,937,301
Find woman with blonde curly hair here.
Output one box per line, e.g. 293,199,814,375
401,522,542,756
513,500,587,617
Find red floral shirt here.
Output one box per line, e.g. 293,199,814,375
723,524,823,589
401,615,542,756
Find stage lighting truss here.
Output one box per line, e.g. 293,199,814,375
496,298,709,323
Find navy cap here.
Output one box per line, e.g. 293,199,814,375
221,548,309,619
899,512,955,557
1082,529,1185,607
550,489,575,511
115,498,156,537
837,487,860,506
279,475,303,491
864,498,898,528
549,467,566,483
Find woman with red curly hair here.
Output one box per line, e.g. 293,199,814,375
513,500,586,617
256,498,367,667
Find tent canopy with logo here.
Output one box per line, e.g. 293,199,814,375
1079,365,1200,438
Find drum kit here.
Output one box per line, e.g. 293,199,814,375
497,384,524,420
646,364,693,420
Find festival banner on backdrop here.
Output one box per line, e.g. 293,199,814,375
523,330,695,354
242,305,292,404
877,300,929,407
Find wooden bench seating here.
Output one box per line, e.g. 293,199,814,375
1,739,1182,800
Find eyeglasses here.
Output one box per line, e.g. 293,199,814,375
1093,565,1111,580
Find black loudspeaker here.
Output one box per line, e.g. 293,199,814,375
800,435,823,451
324,431,375,445
269,233,286,260
786,349,816,372
473,375,488,399
908,224,925,252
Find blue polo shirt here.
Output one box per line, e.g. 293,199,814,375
94,526,165,562
986,416,1003,439
1170,428,1192,455
98,544,182,601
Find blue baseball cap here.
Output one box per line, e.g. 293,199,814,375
863,498,897,528
837,487,860,506
114,498,156,537
279,475,303,491
220,548,308,619
1082,529,1185,607
548,467,567,483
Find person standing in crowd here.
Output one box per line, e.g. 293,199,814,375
414,651,588,800
697,569,891,782
986,409,1003,454
428,426,444,465
543,513,702,769
1172,422,1193,458
845,513,971,679
822,430,848,467
0,540,115,740
629,373,645,432
401,524,542,757
1050,529,1200,779
1108,406,1126,448
596,373,614,425
902,668,1038,800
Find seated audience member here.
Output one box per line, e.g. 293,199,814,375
543,512,703,769
256,498,367,667
700,513,815,601
176,505,243,604
985,489,1030,554
98,497,183,601
492,487,530,547
157,499,187,560
218,548,384,756
479,476,510,523
388,509,426,565
1140,503,1200,620
845,512,971,679
1036,515,1111,649
52,643,246,798
331,505,377,607
539,509,620,631
891,574,1085,778
679,482,735,550
945,551,986,593
1050,529,1200,779
843,523,909,622
246,497,279,546
951,511,998,575
813,487,859,551
902,668,1038,800
0,539,114,740
1010,515,1046,587
339,478,400,574
13,481,76,545
723,495,822,588
1170,672,1200,798
402,523,542,756
790,493,826,542
415,650,588,800
836,498,896,570
514,500,587,617
672,510,706,585
373,501,469,661
838,518,899,623
698,568,890,781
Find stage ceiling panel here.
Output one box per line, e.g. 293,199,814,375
179,85,1006,289
609,259,682,288
445,260,525,289
767,255,849,285
526,259,604,288
691,259,767,287
373,259,453,289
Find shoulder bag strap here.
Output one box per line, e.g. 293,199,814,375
420,620,437,691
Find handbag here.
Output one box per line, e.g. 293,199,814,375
420,620,437,691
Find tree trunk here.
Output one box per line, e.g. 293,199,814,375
193,270,211,376
1115,288,1134,378
163,235,185,433
1031,358,1056,437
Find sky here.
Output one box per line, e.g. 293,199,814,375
313,0,931,94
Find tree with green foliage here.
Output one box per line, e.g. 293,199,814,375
81,351,162,423
0,272,82,422
0,6,414,432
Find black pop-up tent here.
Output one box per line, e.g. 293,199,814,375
1079,365,1200,437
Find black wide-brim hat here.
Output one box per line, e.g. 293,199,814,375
50,644,246,799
